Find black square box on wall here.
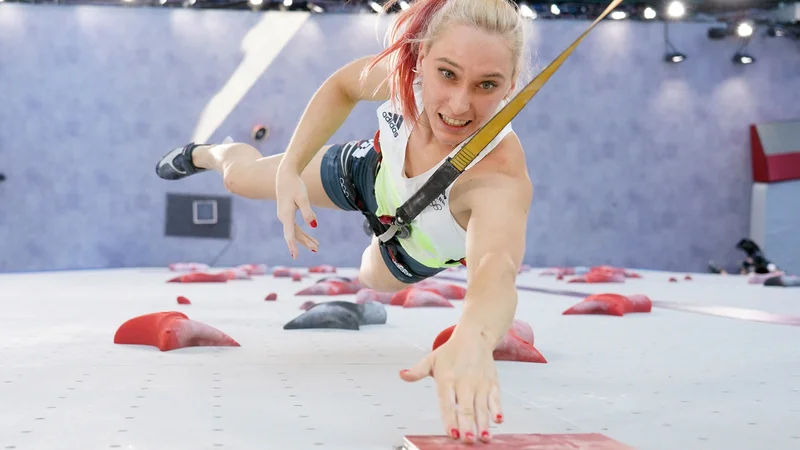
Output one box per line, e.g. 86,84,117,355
165,193,232,239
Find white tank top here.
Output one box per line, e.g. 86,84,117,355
372,80,514,268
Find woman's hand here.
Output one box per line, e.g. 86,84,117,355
399,327,504,444
275,164,319,259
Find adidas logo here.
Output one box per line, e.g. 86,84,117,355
382,111,403,138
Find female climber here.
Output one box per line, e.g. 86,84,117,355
156,0,532,444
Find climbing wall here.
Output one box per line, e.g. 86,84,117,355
0,265,798,450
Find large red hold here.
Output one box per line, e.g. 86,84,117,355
403,433,634,449
562,293,652,316
416,280,467,300
113,312,240,351
168,262,209,272
237,264,267,275
308,265,336,273
401,289,453,308
433,320,546,363
167,272,229,283
295,280,353,296
355,289,394,305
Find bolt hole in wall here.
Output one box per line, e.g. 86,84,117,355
1,1,800,450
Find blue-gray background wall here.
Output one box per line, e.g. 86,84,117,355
1,3,799,273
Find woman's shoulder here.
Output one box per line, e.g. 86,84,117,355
449,131,531,212
470,131,527,178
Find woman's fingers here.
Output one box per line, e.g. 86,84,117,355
475,384,492,442
436,380,460,440
455,382,477,443
294,224,319,252
489,384,503,424
278,203,299,259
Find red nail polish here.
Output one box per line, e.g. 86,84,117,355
496,414,504,422
310,220,317,228
465,432,474,441
450,428,459,439
311,249,317,253
481,431,490,439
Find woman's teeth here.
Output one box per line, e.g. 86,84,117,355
440,113,470,127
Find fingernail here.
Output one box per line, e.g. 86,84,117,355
496,414,504,422
465,432,474,441
481,431,490,439
312,249,317,253
450,428,459,439
310,220,317,228
400,369,409,374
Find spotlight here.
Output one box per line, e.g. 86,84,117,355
369,1,381,13
664,52,686,63
550,4,560,15
667,1,685,19
737,22,754,38
283,0,292,7
732,52,755,64
249,0,263,6
610,11,626,20
643,7,656,20
399,0,409,10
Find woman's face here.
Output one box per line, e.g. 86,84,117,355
417,24,516,148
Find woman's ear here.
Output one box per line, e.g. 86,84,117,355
507,80,517,98
415,48,426,76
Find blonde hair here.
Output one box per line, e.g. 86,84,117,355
363,0,531,124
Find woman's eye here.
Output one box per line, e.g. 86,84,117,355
439,69,454,79
481,81,497,90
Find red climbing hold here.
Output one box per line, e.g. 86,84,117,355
404,433,634,449
265,293,278,301
237,264,267,275
295,280,352,296
563,293,652,316
167,272,229,283
355,288,393,305
113,312,240,352
309,265,336,273
292,272,303,282
433,319,546,363
389,288,452,307
177,296,191,305
299,300,316,310
626,294,652,313
390,288,415,306
416,280,467,299
403,289,453,308
494,330,547,363
562,293,630,316
168,262,209,272
223,268,252,280
568,266,626,283
273,267,291,277
510,319,534,345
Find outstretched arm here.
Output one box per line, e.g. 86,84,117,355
452,169,532,347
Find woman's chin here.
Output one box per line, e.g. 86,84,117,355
433,121,473,147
